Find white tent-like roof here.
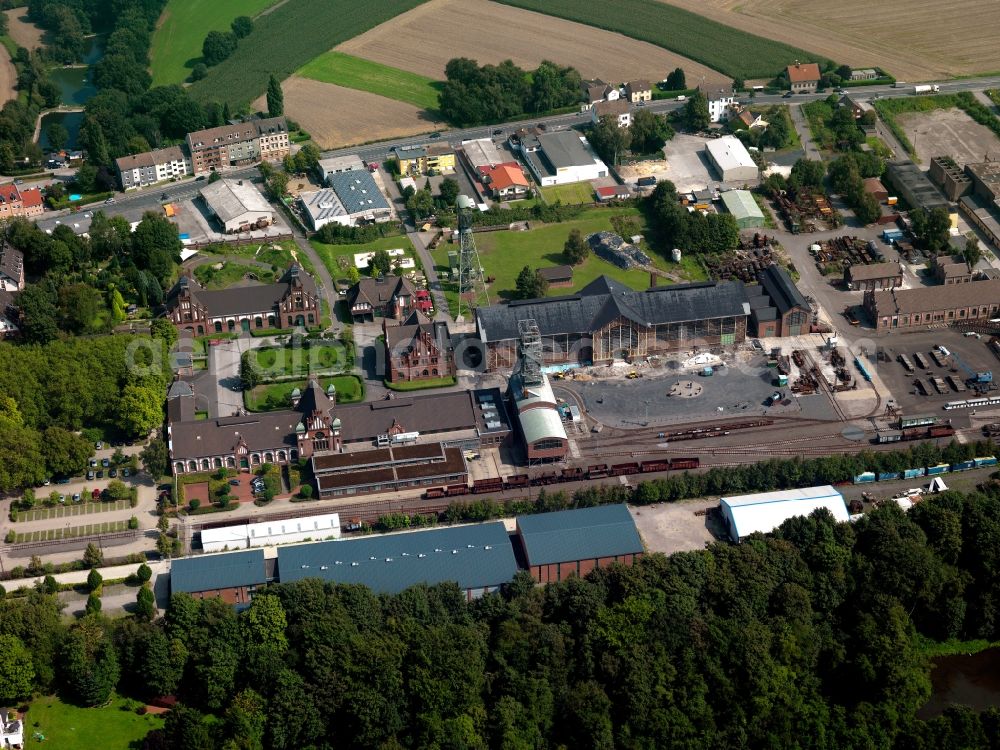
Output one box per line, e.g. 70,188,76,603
720,485,848,542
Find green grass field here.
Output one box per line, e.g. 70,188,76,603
252,344,342,376
245,374,364,411
299,51,440,110
541,182,595,205
15,520,129,543
150,0,282,86
494,0,818,80
194,261,274,289
17,499,132,523
202,240,316,276
311,236,418,285
26,695,164,747
431,207,704,314
188,0,428,107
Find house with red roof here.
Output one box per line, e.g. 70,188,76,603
477,161,530,200
0,183,44,219
787,62,821,93
595,185,632,202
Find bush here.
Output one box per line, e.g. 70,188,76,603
4,530,14,543
299,484,313,499
127,516,139,530
189,498,201,512
136,563,152,583
85,591,102,614
42,575,59,594
87,568,103,592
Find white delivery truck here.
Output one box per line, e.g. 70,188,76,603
913,84,940,94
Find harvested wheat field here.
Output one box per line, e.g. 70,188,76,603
655,0,1000,81
337,0,729,90
4,9,45,51
255,77,444,150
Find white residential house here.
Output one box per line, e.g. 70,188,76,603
591,99,632,128
115,146,191,190
0,710,23,748
708,96,736,123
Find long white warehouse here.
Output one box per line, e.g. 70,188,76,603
200,512,341,553
720,485,848,542
705,135,758,182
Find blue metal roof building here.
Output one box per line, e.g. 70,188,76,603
277,522,517,599
516,504,644,583
170,549,267,607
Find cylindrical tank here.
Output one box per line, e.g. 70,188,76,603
671,248,682,262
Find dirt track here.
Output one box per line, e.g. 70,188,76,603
254,76,444,150
4,9,45,51
337,0,729,90
655,0,1000,81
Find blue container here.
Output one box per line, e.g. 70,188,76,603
903,467,926,479
69,193,82,201
854,471,876,484
926,464,950,476
878,471,903,481
952,460,976,471
975,456,998,467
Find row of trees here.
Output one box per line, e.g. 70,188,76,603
439,57,583,126
828,150,888,226
199,16,253,74
588,108,675,166
6,480,1000,747
646,179,740,255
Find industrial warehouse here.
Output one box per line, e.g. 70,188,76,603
171,504,645,602
475,276,750,370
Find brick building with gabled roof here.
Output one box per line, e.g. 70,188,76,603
347,275,418,322
165,264,319,334
787,62,821,92
383,310,455,383
864,278,1000,330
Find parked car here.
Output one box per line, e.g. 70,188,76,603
160,193,168,200
56,477,70,484
42,478,50,486
96,470,104,479
229,479,240,486
429,131,442,139
492,129,503,136
90,458,97,467
87,471,95,480
109,468,117,478
102,458,110,468
95,441,103,449
72,493,80,502
122,468,131,478
768,391,783,406
103,197,114,204
782,91,793,98
58,494,65,503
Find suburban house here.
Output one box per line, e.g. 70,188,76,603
477,162,530,199
0,709,23,748
843,261,903,291
708,96,736,123
392,144,455,176
0,289,18,338
0,183,43,219
186,117,289,176
318,154,365,183
624,80,652,103
595,184,632,202
850,68,879,81
746,265,811,337
734,109,767,129
165,264,320,334
299,170,392,230
0,243,24,291
864,279,1000,330
383,310,455,383
476,275,749,370
582,79,619,104
519,131,609,186
347,275,418,322
115,145,191,190
591,99,632,128
200,179,274,233
705,136,758,182
787,62,821,93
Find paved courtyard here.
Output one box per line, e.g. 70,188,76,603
629,499,725,554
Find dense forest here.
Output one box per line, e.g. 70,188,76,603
4,488,1000,748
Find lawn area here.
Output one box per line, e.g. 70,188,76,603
15,520,129,543
194,261,275,289
244,374,364,411
311,235,417,286
298,51,440,111
251,343,343,376
203,240,316,276
540,182,596,205
431,207,696,314
149,0,282,85
386,375,456,391
26,695,164,747
17,499,132,522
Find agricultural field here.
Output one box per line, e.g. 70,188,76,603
337,0,729,90
492,0,813,80
149,0,281,85
298,51,440,111
254,77,442,150
188,0,428,107
3,9,44,51
651,0,1000,81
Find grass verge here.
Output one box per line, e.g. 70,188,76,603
298,51,440,110
541,182,595,205
385,376,456,391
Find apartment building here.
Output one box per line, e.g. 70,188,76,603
115,146,191,190
0,183,43,219
186,117,289,176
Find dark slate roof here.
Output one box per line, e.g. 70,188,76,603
276,522,517,593
757,265,808,316
171,549,266,594
385,317,451,352
516,504,643,566
349,275,417,309
167,265,316,318
327,170,391,215
296,379,333,415
170,411,301,459
476,276,750,342
536,265,573,283
0,243,23,283
336,391,476,442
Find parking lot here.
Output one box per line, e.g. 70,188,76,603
872,328,999,413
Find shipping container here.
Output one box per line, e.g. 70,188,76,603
975,456,998,467
854,471,876,484
904,467,927,479
952,460,976,471
876,430,903,443
878,471,904,481
926,464,951,476
900,414,937,429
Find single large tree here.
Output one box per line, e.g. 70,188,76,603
266,74,284,117
964,234,982,270
141,437,169,479
202,30,237,67
563,228,590,265
515,265,548,300
231,16,253,39
682,91,710,131
239,350,262,390
0,634,34,703
665,67,686,91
